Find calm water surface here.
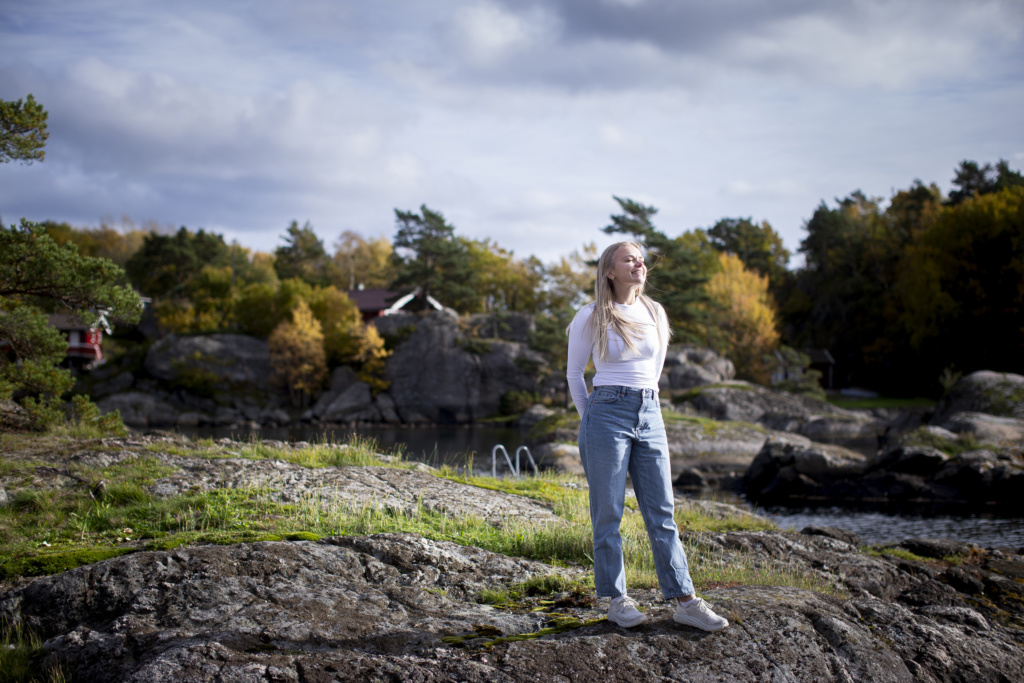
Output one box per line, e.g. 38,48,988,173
183,424,1024,548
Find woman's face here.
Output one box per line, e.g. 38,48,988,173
607,244,646,291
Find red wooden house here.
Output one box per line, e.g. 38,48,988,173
48,313,110,369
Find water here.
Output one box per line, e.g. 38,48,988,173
179,424,1024,549
757,505,1024,549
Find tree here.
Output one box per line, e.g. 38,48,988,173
704,218,790,292
332,231,394,290
1,220,143,426
306,285,363,364
42,219,147,268
0,94,48,164
527,243,596,374
125,227,228,298
700,252,780,384
274,221,336,287
948,159,1024,205
268,300,328,407
462,238,543,313
391,205,477,312
898,185,1024,379
602,196,714,339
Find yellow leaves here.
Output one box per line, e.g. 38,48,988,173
332,231,394,290
268,300,328,406
700,253,780,384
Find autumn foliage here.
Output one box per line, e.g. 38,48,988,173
268,301,328,407
700,253,780,384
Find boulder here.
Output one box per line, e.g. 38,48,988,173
318,381,376,423
95,391,178,427
532,442,584,475
673,467,708,489
258,407,291,426
660,346,734,390
937,411,1024,443
144,333,272,393
933,370,1024,423
870,445,949,476
745,439,867,494
377,312,546,423
373,392,401,423
517,403,555,434
746,434,1024,509
0,399,32,431
681,381,880,445
800,526,861,547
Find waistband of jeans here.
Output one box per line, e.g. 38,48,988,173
595,385,658,398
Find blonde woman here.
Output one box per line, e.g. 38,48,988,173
566,241,728,631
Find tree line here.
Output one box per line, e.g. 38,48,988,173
3,92,1022,431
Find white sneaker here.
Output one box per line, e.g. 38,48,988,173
673,597,729,631
608,595,648,628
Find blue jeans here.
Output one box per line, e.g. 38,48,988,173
579,385,695,600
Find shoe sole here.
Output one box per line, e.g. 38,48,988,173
673,615,729,631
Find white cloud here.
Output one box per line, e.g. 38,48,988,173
451,1,535,64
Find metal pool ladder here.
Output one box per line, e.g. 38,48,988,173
491,445,538,478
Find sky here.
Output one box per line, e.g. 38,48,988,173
2,0,1023,266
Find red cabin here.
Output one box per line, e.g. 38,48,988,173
48,313,108,369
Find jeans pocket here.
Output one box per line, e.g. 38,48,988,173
590,387,619,404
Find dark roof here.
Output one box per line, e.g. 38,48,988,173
345,288,397,312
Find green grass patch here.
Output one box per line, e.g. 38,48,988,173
901,427,983,457
0,434,839,598
0,619,67,683
0,548,134,581
236,434,410,469
863,546,933,563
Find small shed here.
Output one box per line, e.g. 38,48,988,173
769,347,835,389
805,348,836,389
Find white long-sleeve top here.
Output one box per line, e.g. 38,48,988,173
566,300,669,418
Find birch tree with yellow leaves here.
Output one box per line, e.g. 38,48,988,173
701,252,780,384
268,300,328,407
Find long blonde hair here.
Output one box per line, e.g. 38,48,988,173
578,241,670,361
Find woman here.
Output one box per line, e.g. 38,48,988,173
566,241,728,631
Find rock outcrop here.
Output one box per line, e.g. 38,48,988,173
743,437,1024,510
2,529,1023,682
933,370,1024,424
144,333,273,392
3,435,1024,681
376,312,547,423
678,381,882,446
659,346,735,391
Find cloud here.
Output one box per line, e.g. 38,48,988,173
464,0,1024,90
2,0,1022,267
